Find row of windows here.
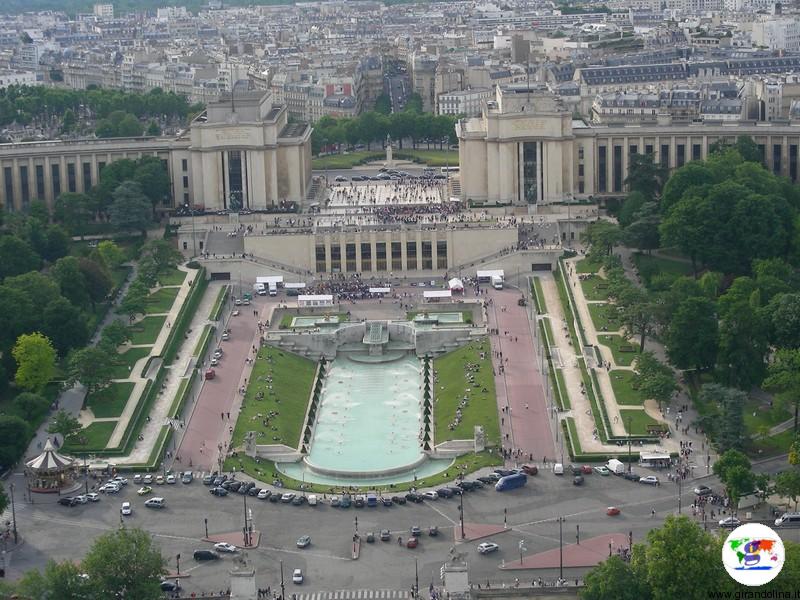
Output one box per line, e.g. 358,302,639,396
315,241,448,273
596,140,799,193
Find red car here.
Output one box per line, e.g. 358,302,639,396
521,465,538,476
406,538,419,548
606,506,621,516
581,465,593,474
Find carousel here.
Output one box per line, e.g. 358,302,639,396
25,438,78,493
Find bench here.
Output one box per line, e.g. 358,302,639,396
647,424,667,434
618,345,637,353
596,282,610,289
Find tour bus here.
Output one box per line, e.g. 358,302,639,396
495,472,527,492
440,166,460,174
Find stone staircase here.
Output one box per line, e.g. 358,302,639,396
448,176,461,199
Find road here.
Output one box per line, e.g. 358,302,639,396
7,463,788,595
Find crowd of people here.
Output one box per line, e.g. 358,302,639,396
307,274,390,301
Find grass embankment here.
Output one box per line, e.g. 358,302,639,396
144,287,179,314
192,324,215,358
575,257,603,274
597,334,639,367
531,277,547,314
231,347,316,449
84,382,136,418
587,303,621,332
225,450,502,494
209,286,229,321
63,421,117,452
433,339,500,447
129,316,167,345
109,347,152,379
609,370,645,406
580,277,612,302
541,317,570,410
619,409,661,436
157,267,187,286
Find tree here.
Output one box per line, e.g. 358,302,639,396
630,515,728,600
713,449,754,509
618,191,648,228
0,415,30,467
764,349,800,433
717,299,768,390
52,256,90,309
15,559,92,600
61,108,76,132
12,332,56,393
54,192,92,235
47,409,81,442
775,470,800,510
0,285,35,355
698,384,746,453
633,352,677,409
42,297,89,354
660,162,714,214
624,152,667,201
11,391,50,423
665,297,718,373
617,287,660,352
134,156,171,212
82,527,166,599
100,320,132,351
0,235,41,279
582,221,623,257
623,202,661,253
109,181,152,235
145,120,161,136
374,92,391,115
0,482,7,514
141,239,182,272
97,240,126,270
767,293,800,349
581,556,650,600
120,282,147,319
78,257,112,310
67,347,115,395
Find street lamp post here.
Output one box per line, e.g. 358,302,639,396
280,559,285,600
677,473,682,514
204,517,208,539
9,484,17,544
176,553,181,576
557,517,565,581
627,415,632,473
518,539,526,565
414,557,419,600
459,489,465,540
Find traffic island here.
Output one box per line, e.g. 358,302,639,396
499,533,629,570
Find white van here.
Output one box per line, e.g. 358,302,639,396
268,283,277,296
144,497,165,508
774,513,800,527
606,459,625,475
491,275,503,290
307,494,318,506
553,463,564,475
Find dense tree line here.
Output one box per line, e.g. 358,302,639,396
581,515,800,600
311,93,459,155
584,135,800,455
0,85,202,132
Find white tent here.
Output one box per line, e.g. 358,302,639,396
423,290,452,302
448,278,464,292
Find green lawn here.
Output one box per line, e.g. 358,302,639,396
576,257,603,274
312,151,383,170
144,287,179,314
157,267,186,286
542,317,556,347
109,347,152,379
609,370,645,405
231,346,316,449
63,421,117,451
84,382,135,418
580,275,612,302
597,334,639,367
553,368,570,410
619,409,661,435
748,428,797,457
587,302,622,332
532,277,547,314
129,315,167,345
396,149,459,167
406,310,473,324
225,450,501,494
743,399,791,436
433,339,500,447
565,417,583,455
632,253,693,288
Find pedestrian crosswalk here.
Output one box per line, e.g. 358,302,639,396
293,590,411,600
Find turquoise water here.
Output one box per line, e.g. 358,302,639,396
304,354,424,475
412,312,464,324
291,316,340,327
279,456,453,487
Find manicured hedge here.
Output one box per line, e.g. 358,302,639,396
162,267,207,365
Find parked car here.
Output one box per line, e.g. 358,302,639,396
86,492,100,502
406,538,418,549
203,474,215,485
268,493,281,503
478,542,500,554
133,474,142,484
120,502,132,516
181,471,194,484
137,486,153,496
74,495,89,504
340,495,352,508
248,486,261,497
281,493,295,503
458,481,482,491
581,465,593,474
228,481,243,492
213,475,227,486
639,475,660,486
493,469,517,478
380,529,391,541
193,550,219,561
292,495,307,506
391,495,406,505
436,488,453,499
428,526,439,537
297,536,311,548
446,486,463,496
143,474,153,484
166,474,176,484
521,465,539,476
573,475,584,486
606,506,621,516
410,526,422,537
160,581,181,592
257,489,271,500
422,490,438,501
593,466,611,476
155,475,165,485
215,542,237,553
405,492,423,503
58,497,77,507
210,487,228,497
112,476,128,486
382,497,393,507
292,568,304,583
623,471,640,481
144,497,165,509
477,474,500,484
366,532,375,543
